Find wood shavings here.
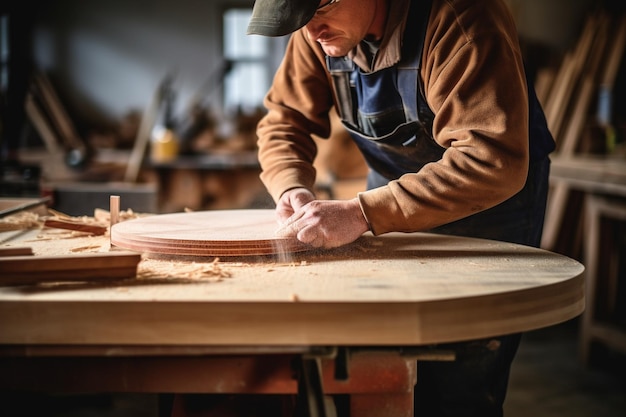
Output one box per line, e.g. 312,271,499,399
0,205,147,237
38,208,149,240
43,209,109,236
94,207,147,225
70,245,105,253
0,211,44,232
138,257,232,281
36,230,97,240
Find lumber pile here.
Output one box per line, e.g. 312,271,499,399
538,10,626,255
25,72,89,168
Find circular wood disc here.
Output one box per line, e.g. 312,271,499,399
110,209,310,256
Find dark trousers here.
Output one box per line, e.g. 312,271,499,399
368,157,551,416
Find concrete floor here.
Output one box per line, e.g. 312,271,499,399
505,318,626,417
3,318,625,417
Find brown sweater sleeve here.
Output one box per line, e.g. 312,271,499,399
256,31,334,202
358,0,530,234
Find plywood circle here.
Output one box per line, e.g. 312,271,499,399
110,209,310,256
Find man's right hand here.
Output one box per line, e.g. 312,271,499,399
275,187,316,224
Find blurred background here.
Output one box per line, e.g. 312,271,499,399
1,0,625,416
1,0,623,213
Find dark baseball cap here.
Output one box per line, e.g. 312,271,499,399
247,0,319,37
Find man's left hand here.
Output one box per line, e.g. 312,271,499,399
275,198,370,248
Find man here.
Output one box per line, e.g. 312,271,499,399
248,0,555,416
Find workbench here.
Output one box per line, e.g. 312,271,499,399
0,225,585,416
150,151,271,212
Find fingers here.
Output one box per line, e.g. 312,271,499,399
276,222,324,247
274,208,324,247
297,225,324,247
275,210,307,238
289,189,316,210
276,188,315,224
274,198,368,249
274,219,300,238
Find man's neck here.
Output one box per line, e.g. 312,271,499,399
365,0,389,42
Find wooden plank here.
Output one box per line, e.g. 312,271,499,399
596,14,626,130
541,13,624,251
110,209,310,256
559,15,609,156
0,252,141,285
24,93,61,155
124,77,169,183
600,14,626,88
544,53,577,140
0,198,50,218
542,13,609,250
534,67,556,107
0,247,34,257
110,195,121,227
33,72,84,151
544,14,598,143
44,219,108,236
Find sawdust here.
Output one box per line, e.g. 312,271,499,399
93,207,147,226
2,207,148,240
32,230,98,240
134,256,311,282
138,257,233,281
3,208,312,283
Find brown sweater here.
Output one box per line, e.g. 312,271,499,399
256,0,530,235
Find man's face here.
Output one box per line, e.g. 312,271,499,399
304,0,381,57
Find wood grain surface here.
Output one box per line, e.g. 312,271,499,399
110,209,311,256
0,225,585,346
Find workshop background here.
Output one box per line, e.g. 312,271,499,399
1,0,625,416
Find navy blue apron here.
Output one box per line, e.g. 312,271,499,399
325,0,555,247
325,5,555,414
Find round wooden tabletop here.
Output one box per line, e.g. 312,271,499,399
0,221,585,347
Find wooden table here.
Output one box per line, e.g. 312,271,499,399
550,155,626,197
548,155,626,365
0,228,585,416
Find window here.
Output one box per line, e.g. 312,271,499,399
222,8,274,112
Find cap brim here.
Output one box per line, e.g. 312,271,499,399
247,0,319,37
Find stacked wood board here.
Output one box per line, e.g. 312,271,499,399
538,11,626,253
110,209,310,257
